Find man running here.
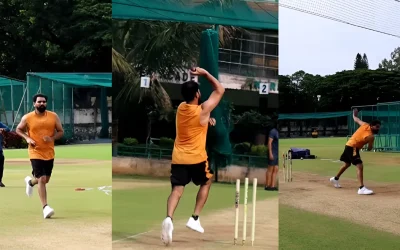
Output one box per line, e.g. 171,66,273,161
0,121,10,187
330,108,380,195
16,93,64,218
161,67,225,245
265,122,279,191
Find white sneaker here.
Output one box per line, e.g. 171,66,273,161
161,217,173,245
358,186,374,195
43,205,55,219
330,177,341,188
24,176,33,197
186,217,204,233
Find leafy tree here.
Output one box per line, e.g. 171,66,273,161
354,53,368,70
379,47,400,71
362,53,369,69
0,0,111,79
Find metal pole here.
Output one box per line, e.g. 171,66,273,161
62,84,65,124
52,81,54,111
10,79,14,125
11,86,27,131
71,87,74,137
39,78,42,93
27,75,30,113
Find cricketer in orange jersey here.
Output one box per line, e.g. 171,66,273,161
330,108,381,195
161,67,225,246
16,93,64,218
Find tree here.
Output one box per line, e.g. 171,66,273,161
0,0,111,79
354,53,368,70
379,47,400,72
362,53,369,69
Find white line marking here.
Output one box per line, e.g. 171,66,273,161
112,230,154,243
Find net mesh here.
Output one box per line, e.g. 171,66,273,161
0,77,26,127
112,0,278,30
350,102,400,152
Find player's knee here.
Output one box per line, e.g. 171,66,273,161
45,177,51,183
172,186,184,197
38,176,47,183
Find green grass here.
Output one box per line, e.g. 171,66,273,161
280,205,400,250
279,138,400,249
112,176,277,240
280,137,400,182
3,143,112,160
0,144,111,234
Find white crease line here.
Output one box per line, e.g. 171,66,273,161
112,230,154,243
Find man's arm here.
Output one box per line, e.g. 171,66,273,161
197,70,225,114
366,135,374,151
52,115,64,140
268,137,274,159
353,108,366,126
16,115,30,141
0,122,10,132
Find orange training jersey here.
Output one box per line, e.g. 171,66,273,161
346,123,373,149
172,103,208,165
26,111,57,160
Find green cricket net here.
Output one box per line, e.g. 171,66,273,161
350,102,400,152
0,73,111,140
199,29,233,171
112,0,278,30
0,76,27,128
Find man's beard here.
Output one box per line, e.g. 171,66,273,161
372,129,379,134
36,105,46,113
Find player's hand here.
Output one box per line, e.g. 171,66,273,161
209,117,216,126
269,154,274,161
43,136,53,142
26,138,36,146
190,67,208,76
353,108,358,117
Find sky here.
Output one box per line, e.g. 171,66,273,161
278,7,400,76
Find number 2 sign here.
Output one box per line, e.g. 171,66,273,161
259,83,269,95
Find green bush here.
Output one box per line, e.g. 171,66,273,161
123,137,139,146
233,142,251,154
159,137,174,148
249,145,268,156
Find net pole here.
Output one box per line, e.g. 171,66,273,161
52,81,55,111
62,84,65,126
39,78,42,92
71,87,74,137
10,79,14,125
26,75,30,113
11,86,27,131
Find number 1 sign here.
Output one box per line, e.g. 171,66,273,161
140,77,150,88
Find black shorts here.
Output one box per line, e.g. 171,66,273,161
31,159,54,178
340,146,362,165
170,161,214,187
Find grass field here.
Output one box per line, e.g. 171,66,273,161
279,137,400,250
0,144,112,250
112,175,278,249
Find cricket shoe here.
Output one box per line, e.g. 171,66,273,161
161,217,173,245
24,176,33,197
186,217,204,233
358,186,373,195
329,177,341,188
43,205,55,219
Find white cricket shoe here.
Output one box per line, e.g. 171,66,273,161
43,205,55,219
186,217,204,233
329,177,341,188
358,186,374,195
24,176,33,197
161,217,173,245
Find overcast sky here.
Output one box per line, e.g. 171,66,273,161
278,7,400,76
